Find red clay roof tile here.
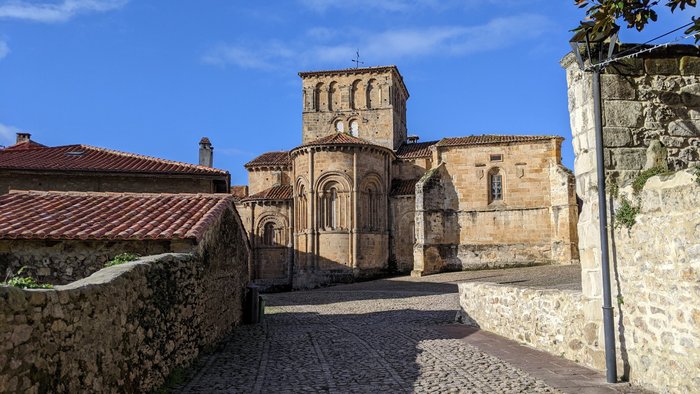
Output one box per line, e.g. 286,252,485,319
3,140,47,151
0,191,233,241
0,143,228,176
302,133,375,147
244,151,291,168
242,185,292,202
391,179,419,196
437,135,560,147
395,140,438,159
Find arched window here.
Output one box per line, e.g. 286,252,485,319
314,82,324,112
366,79,376,109
350,79,361,109
263,222,275,246
335,120,345,133
489,168,503,203
319,180,346,231
298,185,308,231
349,119,359,136
327,187,338,229
328,81,338,111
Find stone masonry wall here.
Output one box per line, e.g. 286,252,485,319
0,239,178,285
458,169,700,393
0,172,225,195
0,206,251,393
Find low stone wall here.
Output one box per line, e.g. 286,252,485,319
459,170,700,393
457,283,593,365
0,251,247,393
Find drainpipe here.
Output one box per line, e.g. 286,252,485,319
592,68,617,383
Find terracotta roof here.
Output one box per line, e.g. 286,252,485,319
0,191,233,241
302,133,376,147
242,185,293,202
391,179,419,196
0,143,228,176
395,140,438,159
231,185,249,202
244,151,291,168
437,135,561,147
299,65,399,77
3,140,47,151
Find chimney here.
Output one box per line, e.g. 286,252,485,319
16,132,31,144
199,137,214,167
407,135,420,144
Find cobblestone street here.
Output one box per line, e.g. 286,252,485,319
175,266,643,394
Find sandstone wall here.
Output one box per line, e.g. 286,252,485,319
300,68,408,150
458,170,700,393
413,140,578,276
0,172,226,195
0,206,251,393
389,196,416,273
247,167,292,195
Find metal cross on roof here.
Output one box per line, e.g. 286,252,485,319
351,50,364,68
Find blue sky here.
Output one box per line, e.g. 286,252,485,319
0,1,695,184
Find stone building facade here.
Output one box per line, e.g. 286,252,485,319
236,66,579,289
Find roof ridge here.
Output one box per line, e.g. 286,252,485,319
8,190,233,199
77,144,229,174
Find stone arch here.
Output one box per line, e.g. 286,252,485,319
316,172,352,231
366,78,377,109
296,177,309,231
314,82,326,112
348,117,360,137
488,166,504,204
328,81,338,111
359,172,385,231
351,79,362,110
256,214,289,247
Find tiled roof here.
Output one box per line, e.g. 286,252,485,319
437,135,561,147
301,133,376,147
0,143,228,176
244,151,291,168
395,140,438,159
391,179,419,196
3,140,47,151
0,191,233,241
242,185,293,202
231,185,249,202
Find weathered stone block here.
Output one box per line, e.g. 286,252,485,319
681,83,700,106
644,58,679,75
603,101,643,128
668,120,700,137
601,75,635,100
602,127,632,147
680,56,700,76
610,148,646,170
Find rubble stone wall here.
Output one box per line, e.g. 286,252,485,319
0,207,251,393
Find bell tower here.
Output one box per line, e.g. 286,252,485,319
299,65,409,150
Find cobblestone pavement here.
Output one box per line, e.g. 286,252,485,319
175,266,640,394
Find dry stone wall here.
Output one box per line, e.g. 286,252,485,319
0,207,251,393
0,239,176,285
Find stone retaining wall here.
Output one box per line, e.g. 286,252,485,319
458,169,700,393
0,207,251,392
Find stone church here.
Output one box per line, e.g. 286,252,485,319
234,65,579,289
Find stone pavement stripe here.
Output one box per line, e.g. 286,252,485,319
309,333,338,393
252,321,271,394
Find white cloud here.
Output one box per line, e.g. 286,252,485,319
0,123,20,145
202,14,553,70
0,0,128,23
299,0,528,13
0,39,8,60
